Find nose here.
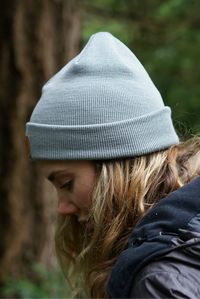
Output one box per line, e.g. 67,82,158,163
57,200,79,216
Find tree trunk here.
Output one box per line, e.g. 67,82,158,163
0,0,81,285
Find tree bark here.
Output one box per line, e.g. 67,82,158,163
0,0,81,285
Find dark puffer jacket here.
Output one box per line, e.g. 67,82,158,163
107,176,200,298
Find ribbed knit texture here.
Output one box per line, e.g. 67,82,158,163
26,32,179,160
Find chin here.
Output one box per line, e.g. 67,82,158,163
79,219,94,233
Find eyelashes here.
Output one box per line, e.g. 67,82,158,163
60,180,74,191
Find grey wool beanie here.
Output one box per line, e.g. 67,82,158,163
26,32,179,160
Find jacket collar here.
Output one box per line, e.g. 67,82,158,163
107,176,200,298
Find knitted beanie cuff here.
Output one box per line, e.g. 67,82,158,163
26,107,179,160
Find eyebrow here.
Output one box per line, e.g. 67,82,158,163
47,170,67,182
48,172,56,182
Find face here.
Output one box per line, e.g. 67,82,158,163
37,160,97,225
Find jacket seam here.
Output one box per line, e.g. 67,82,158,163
135,269,197,287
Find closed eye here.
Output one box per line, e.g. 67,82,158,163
60,180,74,191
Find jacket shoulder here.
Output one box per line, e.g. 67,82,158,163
130,248,200,298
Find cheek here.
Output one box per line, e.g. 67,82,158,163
75,188,92,208
75,180,95,208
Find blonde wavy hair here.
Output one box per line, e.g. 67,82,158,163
55,136,200,298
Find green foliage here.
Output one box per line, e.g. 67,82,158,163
82,0,200,136
1,263,75,299
155,0,189,19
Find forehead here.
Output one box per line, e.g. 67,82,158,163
36,160,94,177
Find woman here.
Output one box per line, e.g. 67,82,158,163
26,32,200,298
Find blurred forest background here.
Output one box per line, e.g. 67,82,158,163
0,0,199,298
